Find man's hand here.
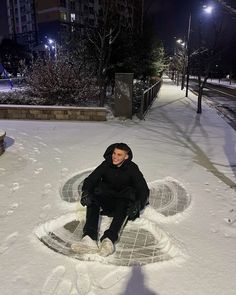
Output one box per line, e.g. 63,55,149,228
80,191,93,207
127,201,141,220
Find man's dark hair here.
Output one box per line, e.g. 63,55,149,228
115,143,130,153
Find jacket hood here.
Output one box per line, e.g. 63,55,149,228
103,143,133,163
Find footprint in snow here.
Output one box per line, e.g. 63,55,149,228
29,157,37,163
0,232,18,254
6,203,19,216
41,265,66,295
33,147,40,154
12,182,20,190
54,148,62,154
34,168,43,175
39,142,48,147
92,267,127,289
54,279,72,295
76,264,91,295
55,158,62,164
34,136,42,140
75,263,127,293
10,183,22,195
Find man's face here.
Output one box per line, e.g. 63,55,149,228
112,148,129,166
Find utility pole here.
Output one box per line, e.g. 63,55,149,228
185,13,191,97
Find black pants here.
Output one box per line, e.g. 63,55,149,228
83,191,132,243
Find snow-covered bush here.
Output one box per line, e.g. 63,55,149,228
24,51,99,105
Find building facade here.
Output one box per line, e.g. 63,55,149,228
5,0,143,49
6,0,38,49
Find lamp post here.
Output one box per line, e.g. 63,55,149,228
185,13,192,97
185,5,214,97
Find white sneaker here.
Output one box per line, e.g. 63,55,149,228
71,235,98,254
99,238,115,257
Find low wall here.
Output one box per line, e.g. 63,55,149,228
0,129,6,155
0,105,107,121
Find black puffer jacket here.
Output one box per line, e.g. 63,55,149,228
82,143,149,209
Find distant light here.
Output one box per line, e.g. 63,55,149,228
176,39,185,47
48,39,54,44
44,44,48,49
203,5,214,14
52,46,55,49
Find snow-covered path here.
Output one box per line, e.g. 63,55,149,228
0,76,236,295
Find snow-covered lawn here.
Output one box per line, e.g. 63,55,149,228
207,78,236,89
0,76,236,295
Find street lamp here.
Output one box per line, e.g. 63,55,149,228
44,37,58,60
185,13,192,97
185,5,214,97
203,5,214,14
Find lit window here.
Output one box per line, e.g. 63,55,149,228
70,13,75,22
60,12,67,21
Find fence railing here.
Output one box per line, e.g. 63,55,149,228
137,79,162,119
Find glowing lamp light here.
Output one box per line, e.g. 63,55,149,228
203,5,213,14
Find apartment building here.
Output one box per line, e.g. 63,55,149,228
6,0,38,49
5,0,143,49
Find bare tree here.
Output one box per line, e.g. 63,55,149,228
215,0,236,17
85,0,122,106
189,12,226,113
24,49,99,105
169,46,186,86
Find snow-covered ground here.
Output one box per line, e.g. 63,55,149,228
0,75,236,295
189,76,236,90
207,78,236,89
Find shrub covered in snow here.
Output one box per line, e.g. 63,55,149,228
22,51,99,105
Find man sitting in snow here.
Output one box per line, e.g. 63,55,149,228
71,143,149,257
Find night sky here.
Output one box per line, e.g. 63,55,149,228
146,0,236,56
146,0,200,52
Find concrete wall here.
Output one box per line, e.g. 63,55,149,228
114,73,133,119
0,105,107,121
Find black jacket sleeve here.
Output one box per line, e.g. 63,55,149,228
130,164,149,209
82,161,106,193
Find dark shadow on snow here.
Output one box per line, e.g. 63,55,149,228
120,265,159,295
145,102,236,190
4,136,15,149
